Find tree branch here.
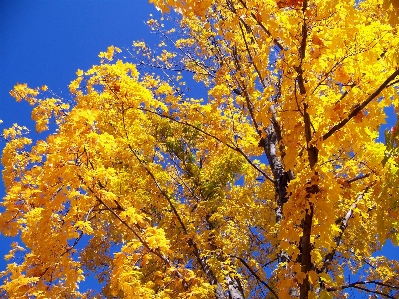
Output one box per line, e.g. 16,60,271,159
238,19,267,89
327,281,397,299
235,0,285,51
235,256,279,299
320,185,372,272
323,69,399,141
82,179,180,271
138,107,275,183
128,147,227,299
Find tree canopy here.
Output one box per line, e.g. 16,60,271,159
1,0,399,298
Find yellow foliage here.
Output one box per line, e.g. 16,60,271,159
2,1,399,298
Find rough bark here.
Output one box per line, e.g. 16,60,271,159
262,123,290,223
226,275,246,299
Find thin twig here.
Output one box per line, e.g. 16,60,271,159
234,255,279,299
327,281,397,298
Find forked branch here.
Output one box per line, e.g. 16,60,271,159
327,281,398,299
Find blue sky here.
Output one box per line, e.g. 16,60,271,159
0,1,398,297
0,0,160,129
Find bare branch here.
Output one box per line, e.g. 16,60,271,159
234,255,279,299
327,281,398,299
346,173,371,184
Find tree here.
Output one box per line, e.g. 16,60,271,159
1,0,399,298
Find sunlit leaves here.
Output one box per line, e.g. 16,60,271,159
2,0,399,298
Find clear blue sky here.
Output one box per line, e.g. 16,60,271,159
0,1,398,297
